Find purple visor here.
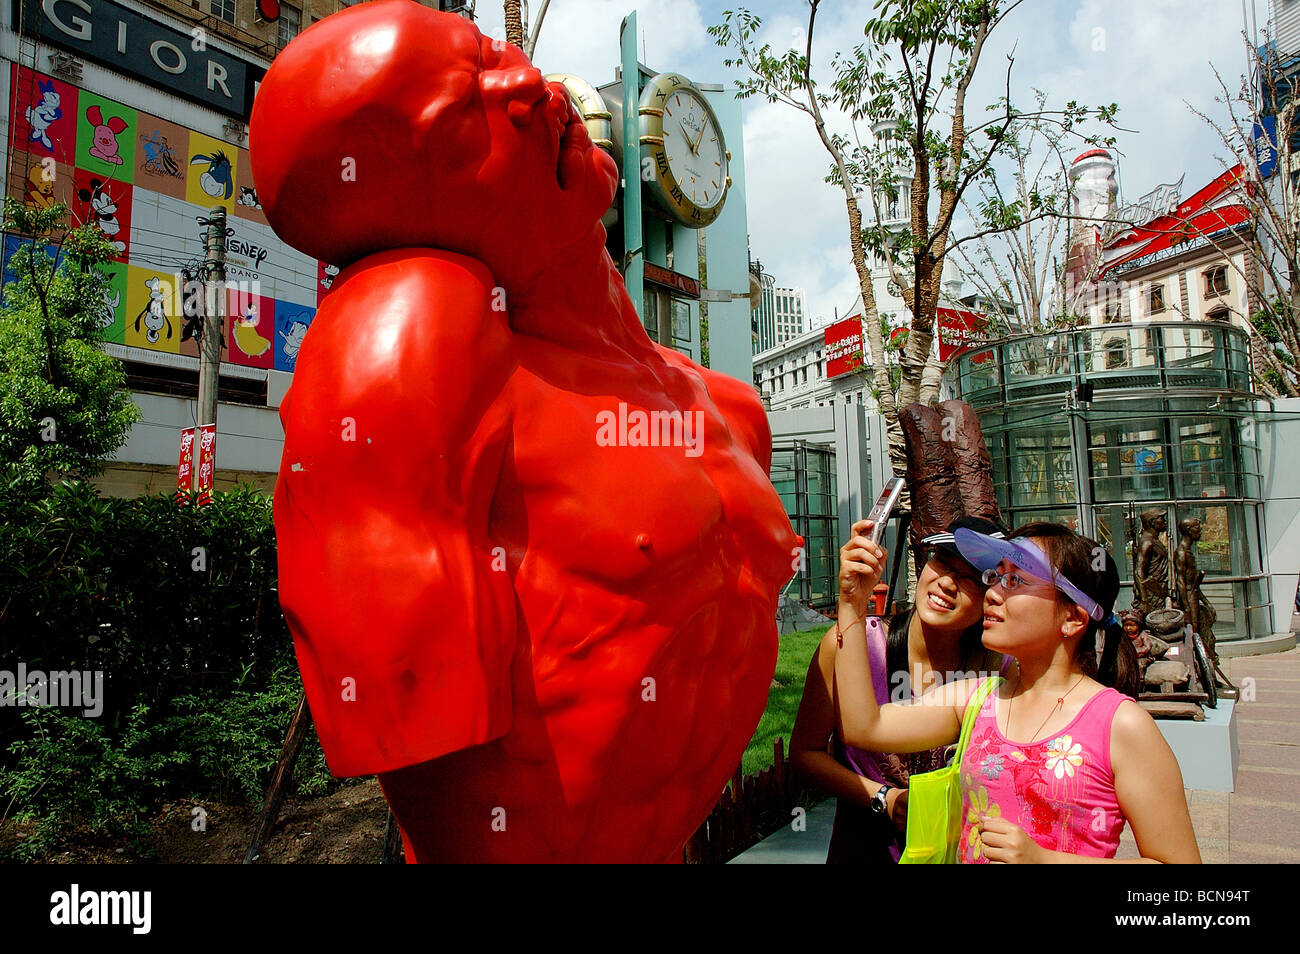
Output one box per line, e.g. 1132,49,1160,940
953,527,1105,622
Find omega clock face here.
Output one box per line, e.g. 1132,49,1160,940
639,74,730,227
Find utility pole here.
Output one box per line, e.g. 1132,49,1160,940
195,207,226,491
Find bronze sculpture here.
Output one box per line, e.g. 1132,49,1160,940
1173,516,1221,679
1133,508,1170,618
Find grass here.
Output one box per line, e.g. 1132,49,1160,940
739,622,832,777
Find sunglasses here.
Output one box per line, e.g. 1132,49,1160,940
923,549,986,587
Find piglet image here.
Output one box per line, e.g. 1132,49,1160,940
86,105,127,165
250,0,798,863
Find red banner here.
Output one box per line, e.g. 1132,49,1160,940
824,316,865,378
195,424,217,507
937,307,987,361
176,427,196,506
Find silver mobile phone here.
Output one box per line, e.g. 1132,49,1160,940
864,477,904,544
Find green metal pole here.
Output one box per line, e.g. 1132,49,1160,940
620,11,643,321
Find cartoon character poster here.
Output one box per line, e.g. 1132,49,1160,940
134,115,189,200
96,262,129,345
9,66,79,167
75,91,137,183
72,169,133,263
125,264,181,354
1,233,59,299
225,285,275,369
187,131,237,213
232,149,268,226
6,155,78,228
274,301,315,372
317,261,340,303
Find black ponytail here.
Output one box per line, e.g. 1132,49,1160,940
1089,616,1140,699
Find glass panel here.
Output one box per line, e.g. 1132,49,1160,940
1162,324,1228,389
1087,416,1170,501
671,299,691,342
1171,503,1238,576
959,346,1001,397
1172,417,1234,498
641,288,658,337
1009,420,1076,508
1006,507,1080,532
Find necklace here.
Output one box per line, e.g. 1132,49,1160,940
1005,673,1087,745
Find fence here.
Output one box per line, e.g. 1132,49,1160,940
683,737,798,864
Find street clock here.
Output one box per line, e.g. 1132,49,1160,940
637,72,730,228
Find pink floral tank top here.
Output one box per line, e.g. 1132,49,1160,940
959,677,1129,863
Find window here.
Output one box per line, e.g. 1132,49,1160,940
211,0,235,23
1146,282,1165,315
1207,305,1230,321
278,4,301,45
1204,265,1229,298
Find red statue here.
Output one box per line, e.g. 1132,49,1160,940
250,0,798,862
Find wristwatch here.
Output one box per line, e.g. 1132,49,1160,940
870,784,893,817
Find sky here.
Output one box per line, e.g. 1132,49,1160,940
471,0,1269,327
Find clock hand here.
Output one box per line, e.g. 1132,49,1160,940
679,121,698,155
690,122,706,155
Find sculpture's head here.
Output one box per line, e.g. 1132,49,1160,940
1140,508,1166,532
1178,517,1202,540
249,0,618,274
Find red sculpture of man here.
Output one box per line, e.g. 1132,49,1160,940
250,0,798,862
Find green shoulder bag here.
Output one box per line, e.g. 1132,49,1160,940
898,676,1003,865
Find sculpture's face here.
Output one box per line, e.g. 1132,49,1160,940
1188,519,1201,540
249,1,619,269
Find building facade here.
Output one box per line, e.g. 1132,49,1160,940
750,258,775,355
753,323,875,412
1,0,456,496
773,284,804,344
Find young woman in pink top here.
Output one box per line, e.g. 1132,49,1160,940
834,519,1201,863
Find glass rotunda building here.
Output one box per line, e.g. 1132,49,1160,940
954,320,1271,643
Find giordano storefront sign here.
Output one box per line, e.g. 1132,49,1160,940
17,0,263,117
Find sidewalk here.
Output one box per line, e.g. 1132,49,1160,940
733,647,1300,864
1116,646,1300,863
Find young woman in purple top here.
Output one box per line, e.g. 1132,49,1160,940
791,516,1012,863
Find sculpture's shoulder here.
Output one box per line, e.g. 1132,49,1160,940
282,249,518,441
652,344,771,469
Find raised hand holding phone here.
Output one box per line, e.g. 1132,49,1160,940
838,517,888,618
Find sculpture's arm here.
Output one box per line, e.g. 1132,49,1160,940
275,250,519,777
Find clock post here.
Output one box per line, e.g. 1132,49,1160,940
619,12,644,324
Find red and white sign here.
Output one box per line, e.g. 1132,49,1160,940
175,427,195,506
195,424,217,506
937,307,987,361
1103,164,1251,274
824,316,865,378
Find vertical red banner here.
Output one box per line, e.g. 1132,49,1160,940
196,424,217,506
176,426,196,506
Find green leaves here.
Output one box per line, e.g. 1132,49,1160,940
0,198,140,493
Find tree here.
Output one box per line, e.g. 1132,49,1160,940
502,0,551,58
1184,31,1300,397
948,95,1113,336
0,199,141,493
710,0,1119,477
